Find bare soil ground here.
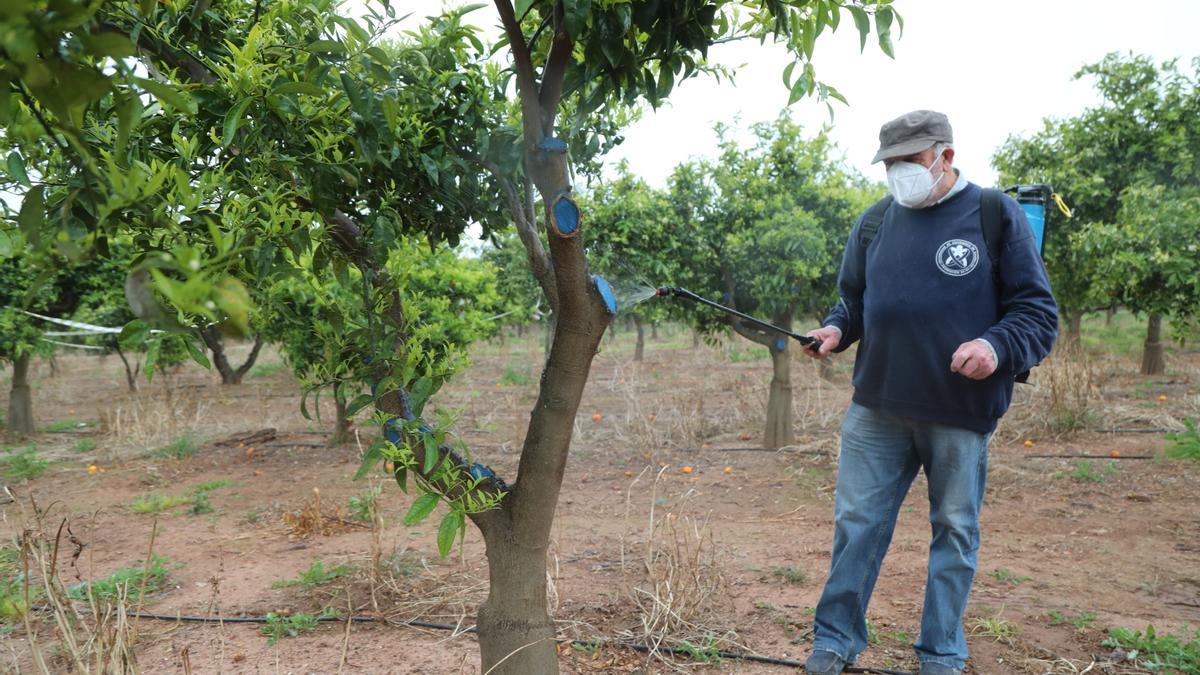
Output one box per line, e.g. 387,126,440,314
2,326,1199,674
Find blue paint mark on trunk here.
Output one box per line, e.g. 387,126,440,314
552,195,580,235
593,275,618,314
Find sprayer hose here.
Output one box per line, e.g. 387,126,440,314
118,611,912,674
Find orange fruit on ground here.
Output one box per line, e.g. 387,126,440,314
723,466,733,474
1158,395,1167,401
87,465,98,474
1110,450,1121,458
738,434,752,441
246,447,256,456
592,414,602,422
1023,440,1033,447
681,466,693,474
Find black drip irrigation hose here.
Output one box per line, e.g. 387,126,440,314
124,612,915,674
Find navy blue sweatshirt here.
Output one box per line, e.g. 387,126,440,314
824,183,1058,433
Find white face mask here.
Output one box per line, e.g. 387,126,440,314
886,153,945,208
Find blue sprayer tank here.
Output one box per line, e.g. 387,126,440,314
1008,184,1052,256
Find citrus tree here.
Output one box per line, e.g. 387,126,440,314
994,53,1200,371
262,240,507,444
1,0,897,669
667,117,874,447
585,161,679,361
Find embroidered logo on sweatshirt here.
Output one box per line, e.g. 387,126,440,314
935,239,979,277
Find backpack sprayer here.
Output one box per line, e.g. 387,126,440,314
655,287,823,351
1005,184,1072,255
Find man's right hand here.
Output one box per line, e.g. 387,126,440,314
803,326,841,358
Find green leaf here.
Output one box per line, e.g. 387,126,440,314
402,493,439,526
118,320,151,350
436,510,463,558
395,465,408,492
345,393,375,418
514,0,536,19
222,97,253,147
419,154,439,184
307,40,346,53
134,77,197,114
300,389,313,420
81,32,136,58
848,6,870,52
139,0,155,17
422,432,438,474
340,72,366,115
115,94,141,155
271,81,325,97
144,338,161,383
353,439,385,480
876,7,895,58
409,377,433,416
185,337,211,368
18,185,44,243
802,16,818,61
562,0,590,38
6,151,30,187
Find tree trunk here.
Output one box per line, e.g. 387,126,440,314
48,354,59,378
764,344,794,449
477,527,557,674
1141,313,1165,375
330,395,351,446
115,345,140,392
1065,310,1082,347
692,329,701,348
1105,305,1117,327
6,354,34,440
201,327,263,385
633,315,645,362
650,322,659,340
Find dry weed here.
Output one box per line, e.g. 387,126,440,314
998,345,1102,442
619,468,738,668
10,498,141,674
282,488,358,538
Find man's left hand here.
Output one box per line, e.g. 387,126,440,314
950,339,997,380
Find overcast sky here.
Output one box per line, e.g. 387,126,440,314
404,0,1199,188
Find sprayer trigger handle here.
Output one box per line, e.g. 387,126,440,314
796,335,822,352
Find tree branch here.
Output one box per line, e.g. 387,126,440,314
537,12,573,135
493,0,544,147
458,150,559,313
96,21,217,85
318,208,507,530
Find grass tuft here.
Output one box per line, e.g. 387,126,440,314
155,434,200,459
67,555,172,603
1166,418,1200,460
271,560,352,589
1,446,48,481
1103,624,1200,672
261,608,337,645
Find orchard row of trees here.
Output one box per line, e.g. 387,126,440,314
580,119,878,447
0,0,899,670
994,53,1200,374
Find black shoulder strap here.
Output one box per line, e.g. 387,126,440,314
858,194,894,248
981,188,1033,383
979,188,1006,278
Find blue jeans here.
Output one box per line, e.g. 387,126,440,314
811,402,990,671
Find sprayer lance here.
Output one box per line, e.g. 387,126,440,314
655,287,822,351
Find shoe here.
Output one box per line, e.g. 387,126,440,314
919,662,962,675
805,650,847,674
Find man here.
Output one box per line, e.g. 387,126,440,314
801,110,1058,675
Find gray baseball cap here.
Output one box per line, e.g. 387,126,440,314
871,110,953,164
